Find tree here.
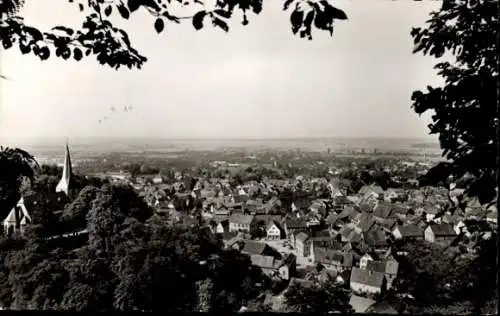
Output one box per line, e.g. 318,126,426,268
282,281,353,313
61,185,100,231
0,0,347,70
411,0,498,204
0,147,39,220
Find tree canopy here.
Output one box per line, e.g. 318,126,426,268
0,0,348,70
411,0,498,204
0,180,271,311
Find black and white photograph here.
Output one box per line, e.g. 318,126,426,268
0,0,497,313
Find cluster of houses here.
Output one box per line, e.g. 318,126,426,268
138,170,496,313
2,143,497,313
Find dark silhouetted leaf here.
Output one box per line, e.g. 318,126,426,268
290,9,304,35
39,47,50,60
328,6,347,20
118,4,130,19
128,0,141,12
212,16,229,32
154,18,164,33
192,11,206,30
73,47,83,61
104,5,112,17
283,0,295,11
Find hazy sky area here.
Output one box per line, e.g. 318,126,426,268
0,0,444,144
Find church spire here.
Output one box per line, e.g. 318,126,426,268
56,139,72,196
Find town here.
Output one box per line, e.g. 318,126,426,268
1,142,496,313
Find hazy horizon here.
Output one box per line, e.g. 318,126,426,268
1,0,444,142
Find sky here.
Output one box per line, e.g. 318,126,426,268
0,0,444,144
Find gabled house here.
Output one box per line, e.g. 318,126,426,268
241,240,277,257
366,258,399,290
424,223,457,245
313,247,353,272
266,221,285,240
250,253,296,280
359,253,375,270
229,214,254,232
3,197,32,236
212,218,229,234
392,224,424,240
350,267,386,296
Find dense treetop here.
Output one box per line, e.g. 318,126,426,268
0,0,348,69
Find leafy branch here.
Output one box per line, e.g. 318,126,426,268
0,0,348,69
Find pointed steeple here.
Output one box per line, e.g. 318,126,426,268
56,139,72,196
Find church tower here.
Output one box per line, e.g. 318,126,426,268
56,140,72,196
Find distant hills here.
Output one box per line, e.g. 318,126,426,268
2,137,441,157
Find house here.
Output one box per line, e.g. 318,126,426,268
353,212,376,233
313,247,347,271
250,253,296,280
349,295,376,313
305,215,321,227
359,184,384,198
264,197,282,214
213,219,229,234
284,218,308,238
359,253,374,269
213,205,231,217
424,223,457,245
358,202,374,214
423,205,441,222
337,206,359,223
373,202,394,222
266,221,285,240
241,240,276,257
229,214,254,232
309,200,327,217
363,228,389,250
350,267,386,296
333,195,353,210
384,188,406,202
392,224,424,240
294,232,312,258
250,214,283,232
366,258,399,290
152,176,163,184
3,197,32,236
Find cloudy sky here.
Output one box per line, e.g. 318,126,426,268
0,0,443,143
